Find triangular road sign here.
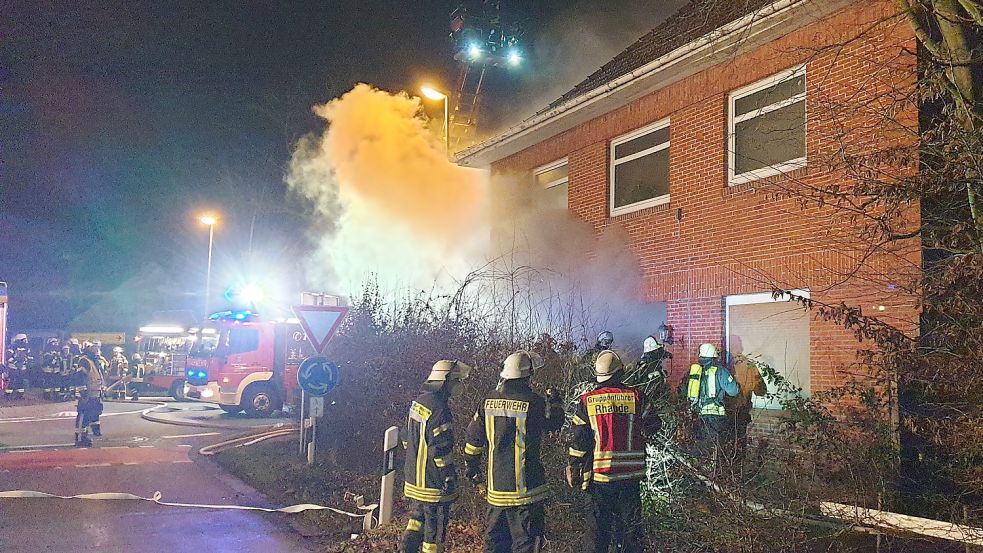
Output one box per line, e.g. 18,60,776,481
292,305,348,353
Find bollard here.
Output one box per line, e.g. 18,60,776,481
378,425,400,525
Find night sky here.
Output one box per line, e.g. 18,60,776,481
1,0,683,332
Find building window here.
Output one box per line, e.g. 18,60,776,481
610,119,670,216
534,158,568,210
726,290,810,409
728,66,807,185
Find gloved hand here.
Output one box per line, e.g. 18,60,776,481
545,388,563,405
442,474,458,495
465,463,482,485
566,464,590,491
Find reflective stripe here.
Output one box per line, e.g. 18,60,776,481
593,458,646,469
422,542,443,553
464,443,484,456
571,414,588,426
404,482,457,503
707,367,717,399
701,404,726,416
486,484,550,507
593,451,646,460
432,423,452,437
515,414,527,494
416,419,427,487
433,457,448,468
568,447,588,458
593,470,647,483
485,414,495,492
406,518,423,532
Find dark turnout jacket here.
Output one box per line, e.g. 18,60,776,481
464,379,564,507
402,389,458,503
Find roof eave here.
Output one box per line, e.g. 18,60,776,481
455,0,855,168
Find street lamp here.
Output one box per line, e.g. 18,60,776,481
421,85,449,155
199,215,218,316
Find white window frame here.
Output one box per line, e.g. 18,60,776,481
533,157,569,189
609,118,670,216
728,65,807,185
725,289,810,410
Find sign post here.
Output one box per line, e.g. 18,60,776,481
292,304,347,464
379,426,400,526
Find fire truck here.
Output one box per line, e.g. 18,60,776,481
134,311,198,399
183,310,315,417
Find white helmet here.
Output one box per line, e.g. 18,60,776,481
426,360,472,382
596,331,614,349
698,343,718,359
594,350,624,383
13,333,27,342
113,346,124,354
132,353,143,362
643,336,662,354
500,351,534,380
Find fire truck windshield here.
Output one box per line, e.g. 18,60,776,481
190,330,220,358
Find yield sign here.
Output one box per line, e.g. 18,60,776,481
292,305,348,353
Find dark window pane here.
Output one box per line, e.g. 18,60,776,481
734,100,805,175
534,164,569,187
227,329,260,354
734,74,805,117
614,126,670,159
613,148,669,209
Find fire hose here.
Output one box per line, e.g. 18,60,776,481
0,426,380,530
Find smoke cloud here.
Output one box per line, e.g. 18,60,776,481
287,83,666,354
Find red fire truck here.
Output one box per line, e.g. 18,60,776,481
183,310,315,417
134,312,198,399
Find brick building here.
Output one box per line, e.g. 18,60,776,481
458,0,921,422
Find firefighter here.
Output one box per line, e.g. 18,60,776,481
567,350,661,553
40,338,63,400
58,343,73,399
595,331,614,352
400,359,472,553
682,343,739,460
5,333,31,399
74,341,106,447
109,346,129,399
624,336,672,410
464,351,564,553
127,353,145,400
724,356,767,460
67,339,83,398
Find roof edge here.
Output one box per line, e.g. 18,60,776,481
455,0,855,168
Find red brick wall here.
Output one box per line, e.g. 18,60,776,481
491,1,921,395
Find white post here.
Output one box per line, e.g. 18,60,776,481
307,417,316,466
379,425,400,525
298,390,306,456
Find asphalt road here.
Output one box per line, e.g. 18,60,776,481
0,399,311,553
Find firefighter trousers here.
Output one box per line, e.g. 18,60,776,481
589,479,644,553
483,502,546,553
401,500,450,553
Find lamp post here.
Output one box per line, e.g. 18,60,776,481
421,85,449,155
200,215,218,316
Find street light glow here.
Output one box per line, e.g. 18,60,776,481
421,86,447,101
468,44,482,59
200,215,217,226
508,50,521,66
239,283,266,304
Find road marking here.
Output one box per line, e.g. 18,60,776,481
161,432,220,439
53,466,63,470
139,445,155,448
9,450,40,454
0,409,144,424
123,462,139,465
102,446,129,450
171,460,193,464
76,463,113,468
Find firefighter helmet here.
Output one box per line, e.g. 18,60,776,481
47,337,61,347
500,351,540,380
13,333,27,342
643,336,662,353
596,331,614,349
698,343,718,359
113,346,124,354
594,350,624,383
69,338,80,346
427,360,472,382
132,353,143,362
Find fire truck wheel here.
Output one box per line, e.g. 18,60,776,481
242,384,280,418
169,380,186,401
